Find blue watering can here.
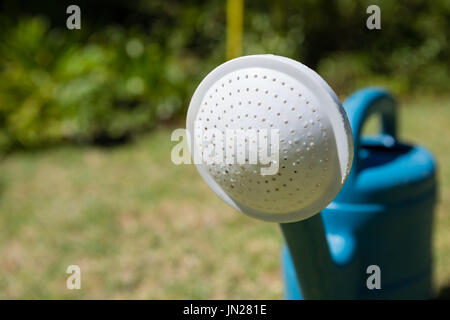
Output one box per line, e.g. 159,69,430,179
281,87,438,299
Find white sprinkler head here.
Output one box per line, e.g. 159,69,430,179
187,54,353,223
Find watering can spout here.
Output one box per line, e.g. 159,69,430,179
281,214,357,299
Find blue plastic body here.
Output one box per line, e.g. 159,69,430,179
282,87,438,299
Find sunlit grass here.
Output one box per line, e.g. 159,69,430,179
0,94,449,299
400,96,450,292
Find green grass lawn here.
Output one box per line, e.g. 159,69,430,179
0,95,449,299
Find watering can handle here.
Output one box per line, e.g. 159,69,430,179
343,87,397,173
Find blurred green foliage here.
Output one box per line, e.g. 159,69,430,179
0,14,210,150
0,0,448,151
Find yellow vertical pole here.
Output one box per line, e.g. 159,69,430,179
226,0,244,60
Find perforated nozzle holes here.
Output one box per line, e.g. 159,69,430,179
187,55,353,223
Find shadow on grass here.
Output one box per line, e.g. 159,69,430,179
0,177,5,198
435,285,450,299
